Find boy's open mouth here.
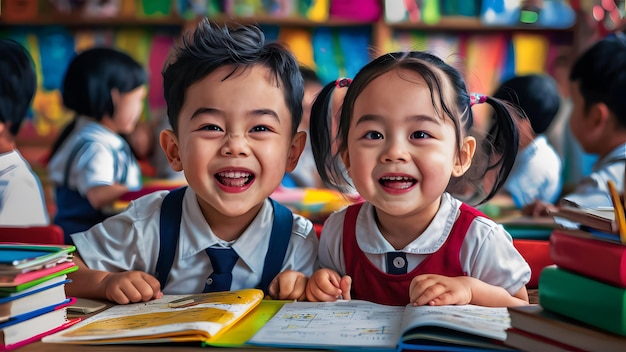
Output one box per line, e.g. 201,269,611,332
215,171,254,187
379,176,416,189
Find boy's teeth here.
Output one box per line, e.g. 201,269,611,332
218,171,250,178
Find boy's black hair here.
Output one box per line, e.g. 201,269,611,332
0,39,36,137
162,18,304,135
310,51,521,204
570,35,626,128
493,74,561,134
300,65,321,85
49,47,147,158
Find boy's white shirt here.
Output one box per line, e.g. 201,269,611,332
0,149,49,225
71,187,319,294
562,142,626,208
503,135,562,206
47,116,142,194
318,192,531,296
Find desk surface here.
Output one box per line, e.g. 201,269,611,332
19,291,539,351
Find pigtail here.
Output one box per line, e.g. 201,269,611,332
477,96,520,203
310,79,353,193
468,96,519,205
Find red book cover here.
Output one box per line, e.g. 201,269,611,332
505,327,584,352
550,229,626,287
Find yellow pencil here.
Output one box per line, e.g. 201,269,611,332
607,180,626,244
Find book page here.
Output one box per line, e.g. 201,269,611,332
400,304,510,341
42,289,263,344
248,300,404,350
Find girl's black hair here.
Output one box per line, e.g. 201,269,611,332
49,47,147,158
162,18,303,135
0,38,36,136
310,51,520,205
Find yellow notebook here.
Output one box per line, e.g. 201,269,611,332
41,289,267,345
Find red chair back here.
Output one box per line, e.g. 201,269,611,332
0,225,65,245
513,239,553,289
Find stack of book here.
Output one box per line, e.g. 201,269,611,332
504,195,626,351
0,243,80,351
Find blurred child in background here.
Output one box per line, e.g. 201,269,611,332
525,35,626,215
282,65,323,188
490,74,562,210
306,51,530,307
47,47,147,242
0,39,49,226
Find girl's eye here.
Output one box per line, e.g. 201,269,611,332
363,131,383,140
250,125,270,132
199,124,223,132
411,131,431,139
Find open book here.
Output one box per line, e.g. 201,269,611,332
248,300,514,351
41,289,266,345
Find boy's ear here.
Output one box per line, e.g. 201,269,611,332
452,136,476,177
590,102,610,129
160,129,183,172
285,131,307,172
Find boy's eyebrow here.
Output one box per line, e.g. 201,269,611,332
355,114,440,125
190,107,281,122
190,107,219,119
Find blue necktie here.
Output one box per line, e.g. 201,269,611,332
204,247,239,292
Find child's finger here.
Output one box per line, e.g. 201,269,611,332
339,276,352,300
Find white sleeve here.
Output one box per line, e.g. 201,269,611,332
281,214,320,276
461,218,531,295
73,142,117,195
317,210,348,276
70,195,162,273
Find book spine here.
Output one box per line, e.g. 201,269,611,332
550,231,626,287
539,267,626,336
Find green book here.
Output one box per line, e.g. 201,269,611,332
539,266,626,336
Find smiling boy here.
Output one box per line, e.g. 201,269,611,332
65,19,318,304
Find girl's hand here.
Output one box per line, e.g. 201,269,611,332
268,270,308,301
101,271,163,304
305,268,352,302
409,274,472,306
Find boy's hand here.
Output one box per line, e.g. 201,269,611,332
305,268,352,302
409,274,472,306
101,271,163,304
268,270,308,301
522,199,558,217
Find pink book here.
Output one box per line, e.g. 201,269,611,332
550,230,626,287
0,261,77,287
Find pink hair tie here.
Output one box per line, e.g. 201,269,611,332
335,78,352,88
470,93,487,106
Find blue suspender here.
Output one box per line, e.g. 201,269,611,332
155,186,187,289
155,189,294,294
258,198,293,294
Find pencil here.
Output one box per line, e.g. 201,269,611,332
607,180,626,244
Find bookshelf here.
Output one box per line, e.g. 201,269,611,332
0,0,578,216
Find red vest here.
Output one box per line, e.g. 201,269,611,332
342,202,485,306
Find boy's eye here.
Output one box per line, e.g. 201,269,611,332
411,131,431,139
199,124,223,132
250,125,270,132
363,131,383,140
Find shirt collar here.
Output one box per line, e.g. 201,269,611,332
593,143,626,172
357,193,460,254
177,188,271,274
